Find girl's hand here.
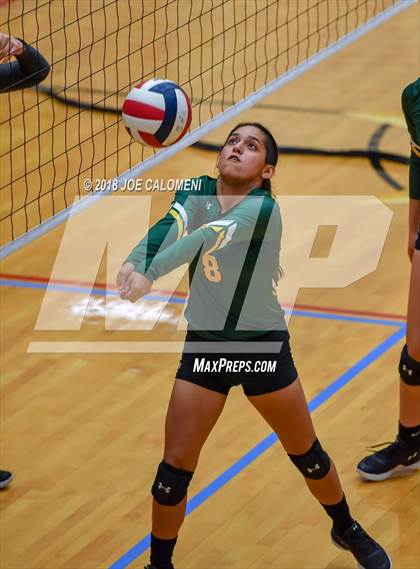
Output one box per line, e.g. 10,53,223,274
117,263,152,302
0,33,24,64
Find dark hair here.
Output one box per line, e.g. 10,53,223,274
225,122,278,194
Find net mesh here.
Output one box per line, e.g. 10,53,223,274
0,0,397,246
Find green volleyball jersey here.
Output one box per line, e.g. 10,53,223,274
401,77,420,200
126,175,287,340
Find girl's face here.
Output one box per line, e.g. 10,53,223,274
218,125,274,186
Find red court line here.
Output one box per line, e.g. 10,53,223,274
0,272,406,321
0,272,187,298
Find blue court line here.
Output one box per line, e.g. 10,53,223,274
0,279,186,304
0,279,404,326
0,279,112,296
108,324,406,569
284,308,402,328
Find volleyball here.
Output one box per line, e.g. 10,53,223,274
122,79,192,147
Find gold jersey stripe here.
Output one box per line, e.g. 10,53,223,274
169,208,184,240
411,139,420,158
205,231,226,256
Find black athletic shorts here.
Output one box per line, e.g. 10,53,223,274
176,329,298,396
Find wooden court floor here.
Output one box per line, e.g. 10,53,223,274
0,4,419,569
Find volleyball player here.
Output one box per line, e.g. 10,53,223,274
0,31,50,489
118,123,391,569
357,78,420,481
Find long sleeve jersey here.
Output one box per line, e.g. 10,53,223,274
402,77,420,200
0,40,50,93
126,175,287,340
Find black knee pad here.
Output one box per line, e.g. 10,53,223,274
288,439,331,480
152,460,194,506
399,344,420,386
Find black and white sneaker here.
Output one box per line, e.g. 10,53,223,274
331,522,391,569
357,437,420,481
0,470,13,489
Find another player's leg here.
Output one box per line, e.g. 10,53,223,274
145,379,227,569
247,378,391,569
358,239,420,481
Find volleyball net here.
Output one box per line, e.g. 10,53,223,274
0,0,405,251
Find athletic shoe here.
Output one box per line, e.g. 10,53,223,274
0,470,13,489
144,564,174,569
357,437,420,481
331,522,391,569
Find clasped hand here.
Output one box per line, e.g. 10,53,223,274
116,262,152,302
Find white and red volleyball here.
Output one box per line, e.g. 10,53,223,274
122,79,192,147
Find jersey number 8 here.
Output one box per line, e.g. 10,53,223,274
202,254,222,283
